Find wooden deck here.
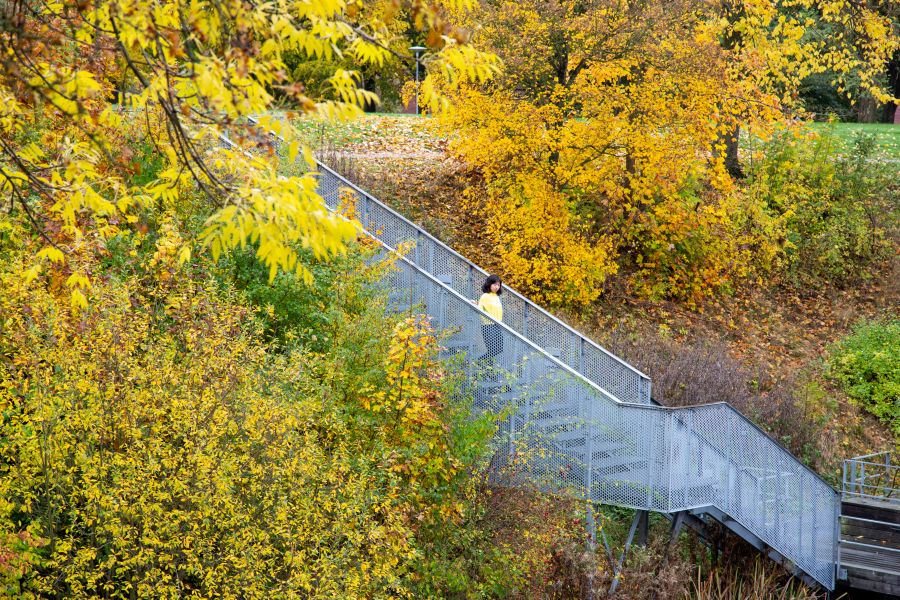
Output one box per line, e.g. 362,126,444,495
837,498,900,597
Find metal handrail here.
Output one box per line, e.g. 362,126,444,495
843,452,898,503
842,514,900,527
850,451,893,461
840,540,900,553
245,114,653,405
216,123,839,590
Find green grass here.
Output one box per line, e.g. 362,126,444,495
805,122,900,160
740,122,900,162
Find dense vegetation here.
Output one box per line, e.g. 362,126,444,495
0,169,523,595
828,320,900,436
0,0,897,598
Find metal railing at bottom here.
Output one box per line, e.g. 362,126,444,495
836,514,900,585
843,452,899,504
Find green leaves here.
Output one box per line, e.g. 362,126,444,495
827,320,900,435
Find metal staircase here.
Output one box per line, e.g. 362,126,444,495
220,122,841,590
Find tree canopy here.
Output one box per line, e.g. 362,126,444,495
443,0,899,305
0,0,497,307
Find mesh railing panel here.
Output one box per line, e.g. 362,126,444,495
380,253,837,589
315,161,651,404
218,126,838,589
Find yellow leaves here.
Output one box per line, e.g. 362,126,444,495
177,245,192,266
201,127,366,284
349,38,389,67
480,174,617,307
18,143,45,163
443,0,898,306
3,0,498,304
326,69,381,110
22,265,43,286
70,288,88,310
66,273,90,290
36,246,65,264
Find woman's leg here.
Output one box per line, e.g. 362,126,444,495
479,324,492,363
486,323,503,360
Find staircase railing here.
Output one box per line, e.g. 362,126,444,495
380,251,838,589
247,116,652,405
843,452,899,504
217,123,839,589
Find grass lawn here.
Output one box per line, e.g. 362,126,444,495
805,122,900,160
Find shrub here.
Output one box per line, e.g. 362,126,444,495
745,126,899,287
220,244,382,352
827,319,900,435
0,211,504,597
625,180,775,307
603,328,829,465
479,174,619,308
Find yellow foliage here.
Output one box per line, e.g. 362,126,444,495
0,229,480,597
0,0,497,305
443,0,897,305
475,174,617,307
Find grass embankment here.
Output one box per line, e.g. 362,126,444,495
806,122,900,159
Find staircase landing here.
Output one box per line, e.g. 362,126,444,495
838,496,900,596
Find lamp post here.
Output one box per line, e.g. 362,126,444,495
410,45,426,115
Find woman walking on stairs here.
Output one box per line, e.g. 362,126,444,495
477,274,504,364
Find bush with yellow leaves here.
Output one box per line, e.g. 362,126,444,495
476,174,618,307
0,204,512,597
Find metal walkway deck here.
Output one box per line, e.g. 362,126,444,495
221,122,840,590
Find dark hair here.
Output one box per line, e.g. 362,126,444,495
481,274,502,295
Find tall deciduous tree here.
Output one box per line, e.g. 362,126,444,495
444,0,898,305
0,0,497,307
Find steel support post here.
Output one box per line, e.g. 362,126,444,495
609,510,642,595
415,231,421,268
636,510,650,547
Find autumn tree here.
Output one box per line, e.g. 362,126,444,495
0,0,496,308
444,0,898,305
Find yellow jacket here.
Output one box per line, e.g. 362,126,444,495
477,292,503,325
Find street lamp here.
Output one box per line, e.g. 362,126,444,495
410,46,426,115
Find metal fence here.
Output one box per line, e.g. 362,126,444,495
843,452,899,504
217,124,839,589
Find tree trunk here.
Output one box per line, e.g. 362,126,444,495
715,124,744,179
724,124,743,179
856,97,878,123
883,53,899,124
